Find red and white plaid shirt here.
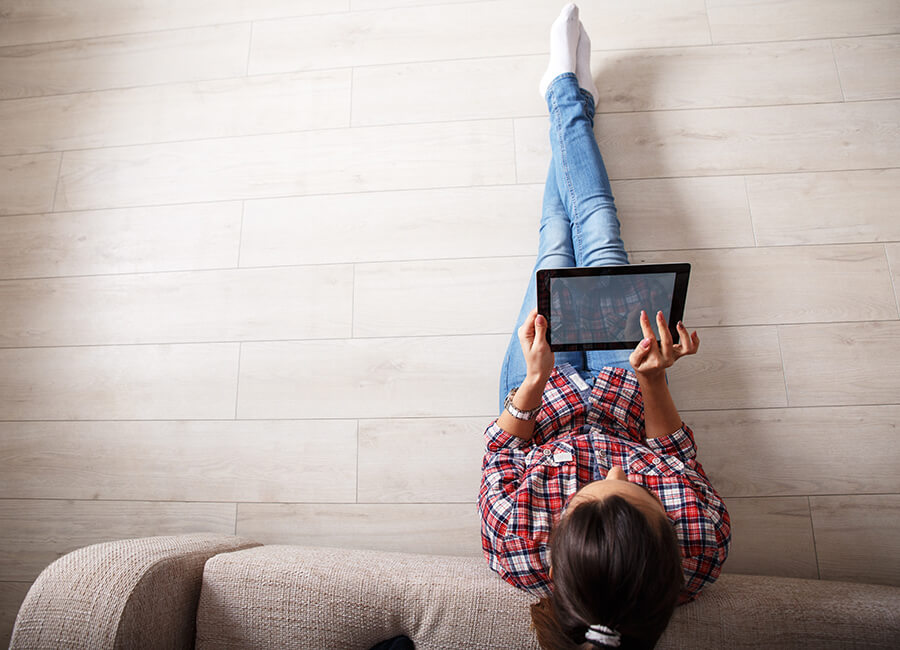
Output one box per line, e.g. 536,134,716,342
479,362,731,604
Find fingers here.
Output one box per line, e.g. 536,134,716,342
638,310,656,342
518,308,537,341
674,321,701,358
629,336,652,368
656,311,673,361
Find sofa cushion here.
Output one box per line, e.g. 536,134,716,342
195,545,538,650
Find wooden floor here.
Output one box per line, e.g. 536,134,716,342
1,0,899,641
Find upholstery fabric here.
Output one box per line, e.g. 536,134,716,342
661,573,900,649
196,545,900,650
196,545,540,650
10,533,261,650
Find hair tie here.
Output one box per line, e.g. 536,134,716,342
585,624,621,647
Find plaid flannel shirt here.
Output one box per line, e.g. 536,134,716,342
479,362,731,604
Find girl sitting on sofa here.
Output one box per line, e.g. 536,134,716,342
478,5,731,649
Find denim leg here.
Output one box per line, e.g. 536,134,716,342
545,72,633,376
498,165,586,412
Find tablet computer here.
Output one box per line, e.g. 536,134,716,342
536,263,691,351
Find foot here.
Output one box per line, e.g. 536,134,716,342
576,21,599,106
538,3,580,100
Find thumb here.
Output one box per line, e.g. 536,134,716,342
534,314,547,344
630,337,652,365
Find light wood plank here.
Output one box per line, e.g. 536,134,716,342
514,100,900,183
240,177,755,267
357,417,485,503
688,406,900,497
55,120,515,211
0,500,235,581
0,153,60,216
250,0,711,74
0,420,357,503
833,35,900,101
0,582,32,649
721,497,818,579
236,503,481,556
0,265,353,347
237,335,506,419
779,321,900,407
0,202,242,280
353,257,533,337
0,24,251,100
240,185,542,267
352,41,841,126
811,495,900,586
593,40,841,112
0,70,352,156
748,169,900,246
886,244,900,313
706,0,900,43
351,0,476,9
617,176,755,251
0,0,345,48
351,55,547,126
667,326,787,411
0,343,239,420
635,244,897,326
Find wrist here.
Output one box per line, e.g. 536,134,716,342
514,374,548,410
635,369,667,387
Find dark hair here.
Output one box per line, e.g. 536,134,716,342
530,495,683,649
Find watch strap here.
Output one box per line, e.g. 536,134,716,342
504,387,541,421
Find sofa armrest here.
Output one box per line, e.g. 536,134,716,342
10,533,261,650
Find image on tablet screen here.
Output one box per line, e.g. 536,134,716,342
549,272,676,344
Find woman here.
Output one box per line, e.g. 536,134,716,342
478,5,731,649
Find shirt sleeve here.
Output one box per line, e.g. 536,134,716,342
675,457,732,603
478,435,553,597
586,367,646,443
645,423,698,462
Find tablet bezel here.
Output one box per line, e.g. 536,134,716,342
536,263,691,351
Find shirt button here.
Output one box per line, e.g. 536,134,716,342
543,449,552,457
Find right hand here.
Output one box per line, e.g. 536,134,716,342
518,307,555,381
629,310,699,381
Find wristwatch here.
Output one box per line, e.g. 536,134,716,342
504,388,541,421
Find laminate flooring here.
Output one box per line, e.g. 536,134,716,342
1,0,899,642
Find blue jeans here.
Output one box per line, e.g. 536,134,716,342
499,73,632,411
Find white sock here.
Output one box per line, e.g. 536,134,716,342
538,3,580,100
576,21,599,106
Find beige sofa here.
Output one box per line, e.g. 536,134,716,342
10,533,900,649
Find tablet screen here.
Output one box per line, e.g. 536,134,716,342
537,264,690,351
549,272,675,344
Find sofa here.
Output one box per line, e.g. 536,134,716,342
10,533,900,649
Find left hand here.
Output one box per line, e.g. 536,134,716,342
629,310,699,381
518,307,555,381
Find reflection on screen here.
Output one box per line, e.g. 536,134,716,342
549,273,676,343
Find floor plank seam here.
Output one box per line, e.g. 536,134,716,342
828,39,847,103
884,243,900,318
244,23,254,77
4,96,899,159
807,496,822,580
5,239,900,284
234,342,243,420
3,168,900,221
1,319,899,352
774,325,792,408
742,176,759,247
47,152,64,214
2,29,898,102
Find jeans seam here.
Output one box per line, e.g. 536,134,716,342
549,77,584,267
